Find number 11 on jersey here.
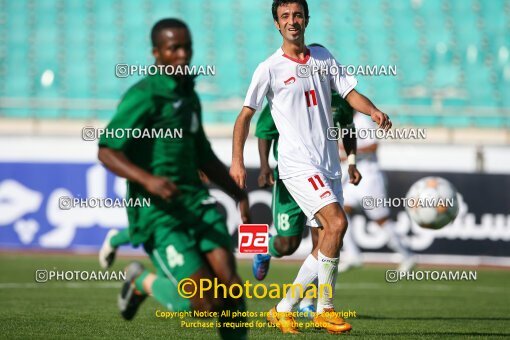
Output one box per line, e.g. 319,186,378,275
304,90,317,107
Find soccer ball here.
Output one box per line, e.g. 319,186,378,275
405,177,459,230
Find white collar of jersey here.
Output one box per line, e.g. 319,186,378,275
278,47,311,64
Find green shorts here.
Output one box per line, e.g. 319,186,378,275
143,203,232,281
272,167,307,237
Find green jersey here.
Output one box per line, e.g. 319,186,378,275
255,92,354,160
99,74,215,246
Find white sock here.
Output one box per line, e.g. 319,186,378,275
276,254,318,312
317,250,339,313
298,277,317,309
383,220,412,258
341,216,361,261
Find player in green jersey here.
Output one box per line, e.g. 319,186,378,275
98,18,248,339
98,170,211,270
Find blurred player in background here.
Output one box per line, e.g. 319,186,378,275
339,112,415,272
253,71,362,318
98,18,248,340
230,0,391,334
99,228,129,269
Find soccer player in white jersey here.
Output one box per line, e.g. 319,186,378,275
339,112,416,272
230,0,391,334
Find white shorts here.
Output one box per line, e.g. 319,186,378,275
282,172,344,228
342,160,390,221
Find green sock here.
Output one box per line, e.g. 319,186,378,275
134,270,150,295
110,229,131,248
151,277,191,312
268,237,282,258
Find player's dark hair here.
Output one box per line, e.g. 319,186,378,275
272,0,309,22
151,18,189,47
309,43,324,48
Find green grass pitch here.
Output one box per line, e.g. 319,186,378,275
1,253,509,339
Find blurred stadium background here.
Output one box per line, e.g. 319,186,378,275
1,0,510,124
0,0,509,266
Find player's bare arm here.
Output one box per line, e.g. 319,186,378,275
230,106,257,189
341,125,362,186
356,143,378,155
345,89,392,131
98,147,180,201
258,138,275,188
200,155,251,224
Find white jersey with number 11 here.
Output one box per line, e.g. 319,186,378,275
244,45,357,180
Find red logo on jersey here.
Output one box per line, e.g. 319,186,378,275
284,77,296,85
238,224,269,254
320,191,332,199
